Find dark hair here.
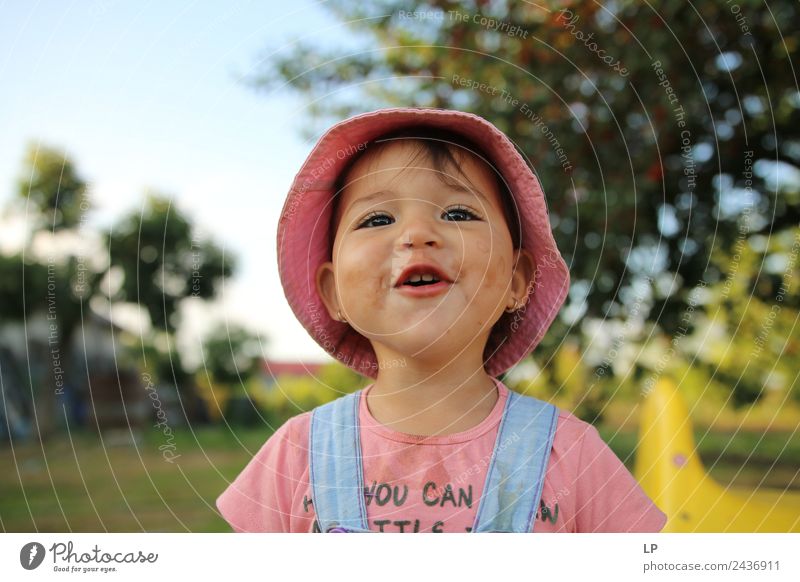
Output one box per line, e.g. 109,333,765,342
329,126,522,250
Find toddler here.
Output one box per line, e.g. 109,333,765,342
217,108,667,533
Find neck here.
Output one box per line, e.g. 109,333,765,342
365,347,500,436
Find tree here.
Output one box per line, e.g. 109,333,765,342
2,144,107,436
250,0,800,376
105,194,235,335
200,324,263,386
193,324,265,423
104,194,237,420
2,144,240,435
16,143,89,231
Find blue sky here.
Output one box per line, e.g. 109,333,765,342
0,0,360,364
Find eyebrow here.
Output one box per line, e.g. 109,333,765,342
343,184,494,216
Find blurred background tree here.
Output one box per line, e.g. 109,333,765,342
104,194,234,335
1,144,240,435
6,144,102,340
17,143,89,231
1,144,105,435
251,0,800,408
195,324,263,423
103,194,237,423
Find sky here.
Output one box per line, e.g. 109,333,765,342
0,0,361,364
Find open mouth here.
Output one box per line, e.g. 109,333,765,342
402,274,442,287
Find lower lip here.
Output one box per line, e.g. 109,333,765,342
395,281,452,298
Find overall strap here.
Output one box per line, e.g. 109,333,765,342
309,390,371,532
472,390,558,533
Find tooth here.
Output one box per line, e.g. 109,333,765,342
408,275,422,283
421,274,434,282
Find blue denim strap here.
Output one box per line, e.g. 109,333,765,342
471,390,558,533
309,390,371,532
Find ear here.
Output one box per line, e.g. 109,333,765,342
507,248,536,310
316,260,343,321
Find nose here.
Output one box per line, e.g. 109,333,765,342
396,211,442,250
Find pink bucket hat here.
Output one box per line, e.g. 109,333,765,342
277,108,570,379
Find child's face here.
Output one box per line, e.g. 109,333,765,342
316,140,533,367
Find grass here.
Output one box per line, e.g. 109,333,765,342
0,425,271,532
1,424,798,532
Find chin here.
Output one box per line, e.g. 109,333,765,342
384,334,471,362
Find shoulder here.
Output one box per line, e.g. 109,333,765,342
256,411,311,457
546,408,668,532
553,407,594,433
226,411,313,479
278,410,313,439
542,406,603,470
548,407,628,473
553,408,600,444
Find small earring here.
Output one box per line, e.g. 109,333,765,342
337,310,347,323
505,299,520,314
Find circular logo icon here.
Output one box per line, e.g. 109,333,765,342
20,542,46,570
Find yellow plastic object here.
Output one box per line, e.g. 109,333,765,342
634,378,800,532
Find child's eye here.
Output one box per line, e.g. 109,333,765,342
355,205,481,228
443,205,481,221
356,211,394,229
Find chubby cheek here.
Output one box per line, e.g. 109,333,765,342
334,242,389,312
472,235,512,293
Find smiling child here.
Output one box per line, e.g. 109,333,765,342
216,108,667,533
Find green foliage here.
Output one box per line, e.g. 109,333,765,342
200,324,264,387
701,226,800,406
252,362,367,426
2,145,242,429
252,0,800,345
105,193,235,334
4,143,103,340
16,143,89,231
0,253,48,320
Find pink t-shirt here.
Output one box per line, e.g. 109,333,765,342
217,379,667,533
